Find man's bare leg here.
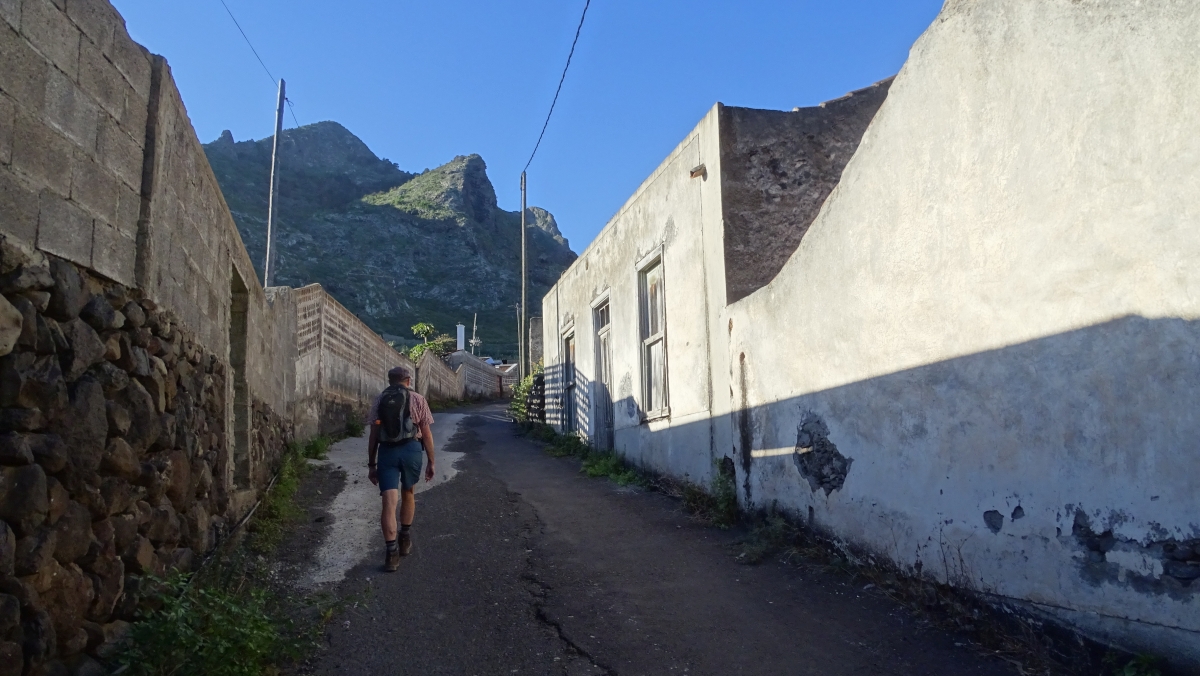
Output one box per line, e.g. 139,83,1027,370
398,487,416,555
400,487,415,527
381,489,399,541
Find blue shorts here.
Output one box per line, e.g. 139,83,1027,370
377,439,424,493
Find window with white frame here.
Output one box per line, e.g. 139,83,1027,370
638,258,667,416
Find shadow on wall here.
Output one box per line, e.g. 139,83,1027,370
542,314,1200,665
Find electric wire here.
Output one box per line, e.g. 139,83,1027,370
523,0,592,172
217,0,303,129
218,0,276,86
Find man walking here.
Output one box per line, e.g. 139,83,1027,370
367,366,435,572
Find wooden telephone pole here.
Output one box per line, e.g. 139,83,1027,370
263,79,285,287
520,171,527,379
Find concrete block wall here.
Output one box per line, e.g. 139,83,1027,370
0,1,461,670
447,350,508,398
292,284,414,439
415,349,462,403
0,0,147,288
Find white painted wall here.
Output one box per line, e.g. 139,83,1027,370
544,0,1199,665
543,107,729,486
725,0,1199,664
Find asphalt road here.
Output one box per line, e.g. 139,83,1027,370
297,403,1015,676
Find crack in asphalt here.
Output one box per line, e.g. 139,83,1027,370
520,511,615,675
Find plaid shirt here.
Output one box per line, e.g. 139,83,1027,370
367,388,434,429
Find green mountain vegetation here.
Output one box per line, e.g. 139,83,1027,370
203,122,576,358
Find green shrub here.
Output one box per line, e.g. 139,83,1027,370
681,464,739,529
736,514,794,563
1109,655,1163,676
115,573,305,676
509,361,543,423
248,443,312,552
345,417,365,438
581,451,646,486
303,436,332,460
409,334,455,362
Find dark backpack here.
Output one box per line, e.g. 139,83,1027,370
377,385,417,443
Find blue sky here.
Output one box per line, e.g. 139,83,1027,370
111,0,943,253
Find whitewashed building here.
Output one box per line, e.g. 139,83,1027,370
541,1,1200,667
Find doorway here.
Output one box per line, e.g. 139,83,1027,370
593,302,613,451
230,267,250,488
562,333,576,433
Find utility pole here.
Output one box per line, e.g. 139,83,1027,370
514,304,522,373
520,171,527,379
469,313,482,356
263,79,286,287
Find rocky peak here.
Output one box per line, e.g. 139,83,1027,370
203,122,576,359
364,153,501,226
526,207,568,248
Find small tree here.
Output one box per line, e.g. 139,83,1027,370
411,322,436,344
409,333,455,363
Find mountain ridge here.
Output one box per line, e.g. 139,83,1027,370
203,121,576,357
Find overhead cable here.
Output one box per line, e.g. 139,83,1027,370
217,0,303,129
523,0,592,172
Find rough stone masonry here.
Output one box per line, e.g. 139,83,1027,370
0,236,289,671
0,0,433,673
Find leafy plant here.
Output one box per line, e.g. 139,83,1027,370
248,439,321,552
1108,654,1163,676
409,333,455,362
410,322,436,344
582,451,646,486
115,573,306,676
736,514,794,564
345,417,366,438
508,361,543,423
303,436,333,459
680,463,739,529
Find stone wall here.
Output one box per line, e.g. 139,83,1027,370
0,1,454,672
719,79,890,304
0,240,270,672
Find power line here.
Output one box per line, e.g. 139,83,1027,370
285,98,301,129
218,0,276,86
523,0,592,172
217,0,303,129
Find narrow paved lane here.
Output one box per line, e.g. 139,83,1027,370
303,404,1014,676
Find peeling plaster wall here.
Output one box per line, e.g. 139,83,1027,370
542,0,1200,665
724,0,1200,665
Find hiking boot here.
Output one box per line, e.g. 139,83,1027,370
400,531,413,556
384,547,400,572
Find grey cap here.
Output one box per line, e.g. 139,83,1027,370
388,365,412,381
